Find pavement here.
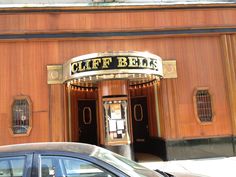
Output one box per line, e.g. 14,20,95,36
139,156,236,177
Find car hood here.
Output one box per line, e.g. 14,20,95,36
141,161,211,177
154,157,236,177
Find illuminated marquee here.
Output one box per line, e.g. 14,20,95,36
61,52,164,86
47,52,178,86
70,56,160,75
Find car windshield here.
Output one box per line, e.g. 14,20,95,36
90,147,164,177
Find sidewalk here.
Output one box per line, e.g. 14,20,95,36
140,156,236,177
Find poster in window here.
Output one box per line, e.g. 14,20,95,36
110,103,121,120
109,120,117,132
117,120,124,130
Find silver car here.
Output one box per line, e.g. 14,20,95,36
0,142,203,177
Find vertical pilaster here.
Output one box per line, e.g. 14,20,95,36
154,82,161,137
49,84,66,142
221,35,236,136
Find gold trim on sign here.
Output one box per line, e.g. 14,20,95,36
63,51,164,83
47,65,63,84
64,51,162,64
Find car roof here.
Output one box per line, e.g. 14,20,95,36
0,142,99,155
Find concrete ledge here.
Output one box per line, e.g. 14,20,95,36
151,136,235,161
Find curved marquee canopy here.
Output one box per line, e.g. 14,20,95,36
63,51,163,87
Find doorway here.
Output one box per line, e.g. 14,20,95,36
131,97,149,153
78,100,98,145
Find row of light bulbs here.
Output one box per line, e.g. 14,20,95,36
68,74,159,85
67,80,159,92
129,80,159,89
69,86,97,92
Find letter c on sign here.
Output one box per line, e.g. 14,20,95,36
71,62,78,74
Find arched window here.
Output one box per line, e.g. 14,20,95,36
194,88,213,123
11,96,32,135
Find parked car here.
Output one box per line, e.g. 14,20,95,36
0,142,204,177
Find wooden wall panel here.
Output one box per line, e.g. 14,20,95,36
0,42,52,145
220,34,236,136
100,80,128,96
0,34,233,145
0,112,49,146
49,84,66,142
158,36,232,139
159,79,179,139
0,8,236,34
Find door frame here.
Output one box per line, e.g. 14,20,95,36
131,96,150,152
77,99,99,145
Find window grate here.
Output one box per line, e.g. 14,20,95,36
195,89,213,122
12,98,30,134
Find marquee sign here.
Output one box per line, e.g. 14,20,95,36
63,51,163,83
47,52,177,86
70,55,160,76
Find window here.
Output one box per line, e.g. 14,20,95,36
11,96,32,135
103,98,130,145
40,156,116,177
194,89,213,123
134,104,143,122
83,107,92,125
0,156,26,177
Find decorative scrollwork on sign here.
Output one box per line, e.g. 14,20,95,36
163,60,177,78
47,65,63,84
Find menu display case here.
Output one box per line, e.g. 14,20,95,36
103,97,131,145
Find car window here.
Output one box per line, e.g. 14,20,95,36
0,156,25,177
90,148,164,177
40,155,117,177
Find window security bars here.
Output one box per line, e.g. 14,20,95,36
12,97,31,134
195,89,213,122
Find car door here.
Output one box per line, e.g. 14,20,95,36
0,152,33,177
33,151,128,177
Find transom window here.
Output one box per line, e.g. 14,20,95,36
194,89,213,123
11,96,32,135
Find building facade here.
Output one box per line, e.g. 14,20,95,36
0,0,236,160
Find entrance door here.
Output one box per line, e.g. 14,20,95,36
131,97,149,152
78,100,98,145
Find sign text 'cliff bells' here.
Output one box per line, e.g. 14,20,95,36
71,56,159,75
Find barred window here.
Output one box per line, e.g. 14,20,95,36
194,89,213,123
12,96,32,135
